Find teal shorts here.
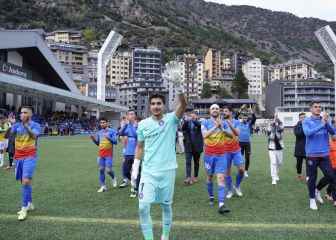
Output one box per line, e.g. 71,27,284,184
138,169,176,204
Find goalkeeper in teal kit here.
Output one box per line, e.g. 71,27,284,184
131,68,187,240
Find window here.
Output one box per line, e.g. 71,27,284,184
0,50,7,62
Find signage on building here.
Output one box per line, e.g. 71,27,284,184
0,61,28,79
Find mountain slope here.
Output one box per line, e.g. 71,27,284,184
0,0,334,73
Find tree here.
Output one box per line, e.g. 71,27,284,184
82,27,97,43
231,70,249,99
217,86,232,99
201,82,212,98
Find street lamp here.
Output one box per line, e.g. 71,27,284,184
315,25,336,113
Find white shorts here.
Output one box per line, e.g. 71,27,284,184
0,139,8,150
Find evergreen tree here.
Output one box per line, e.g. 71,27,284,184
217,86,232,99
83,28,97,43
201,82,212,98
231,70,249,98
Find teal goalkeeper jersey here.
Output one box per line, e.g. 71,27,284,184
137,112,180,174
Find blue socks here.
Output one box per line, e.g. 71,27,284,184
100,169,115,186
226,176,232,192
236,172,244,188
161,203,172,238
139,202,153,240
22,185,32,207
99,169,105,186
218,185,226,206
207,181,214,199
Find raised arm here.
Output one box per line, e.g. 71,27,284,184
108,130,118,145
326,121,335,136
201,124,218,139
119,123,128,136
227,120,240,136
90,133,99,146
23,123,40,140
302,120,325,137
250,113,257,126
201,120,233,139
175,93,187,119
294,123,305,137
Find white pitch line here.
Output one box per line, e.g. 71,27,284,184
0,214,334,230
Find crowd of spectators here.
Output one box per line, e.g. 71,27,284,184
0,108,99,136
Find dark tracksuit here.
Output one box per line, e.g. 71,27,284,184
238,114,256,171
5,128,15,167
302,116,336,200
182,119,203,179
293,121,306,175
119,123,139,188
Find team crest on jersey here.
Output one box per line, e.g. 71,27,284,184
139,192,144,199
159,120,165,127
139,183,145,199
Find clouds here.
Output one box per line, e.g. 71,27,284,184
205,0,336,21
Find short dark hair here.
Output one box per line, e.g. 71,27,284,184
222,105,232,112
299,112,306,117
127,109,136,115
310,100,320,106
149,94,165,105
99,117,108,122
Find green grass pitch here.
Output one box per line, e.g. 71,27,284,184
0,134,335,240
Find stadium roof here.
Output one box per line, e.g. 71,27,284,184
0,72,127,111
0,30,128,112
0,30,79,93
192,98,257,105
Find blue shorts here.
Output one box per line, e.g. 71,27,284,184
225,150,245,169
15,157,37,181
138,170,176,204
204,154,227,175
97,157,113,169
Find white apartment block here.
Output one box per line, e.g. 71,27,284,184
222,57,231,71
268,59,313,82
243,58,265,110
46,30,82,44
180,54,204,100
242,58,264,96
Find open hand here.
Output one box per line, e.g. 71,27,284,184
215,119,222,129
8,115,16,124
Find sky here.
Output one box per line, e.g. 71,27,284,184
206,0,336,21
